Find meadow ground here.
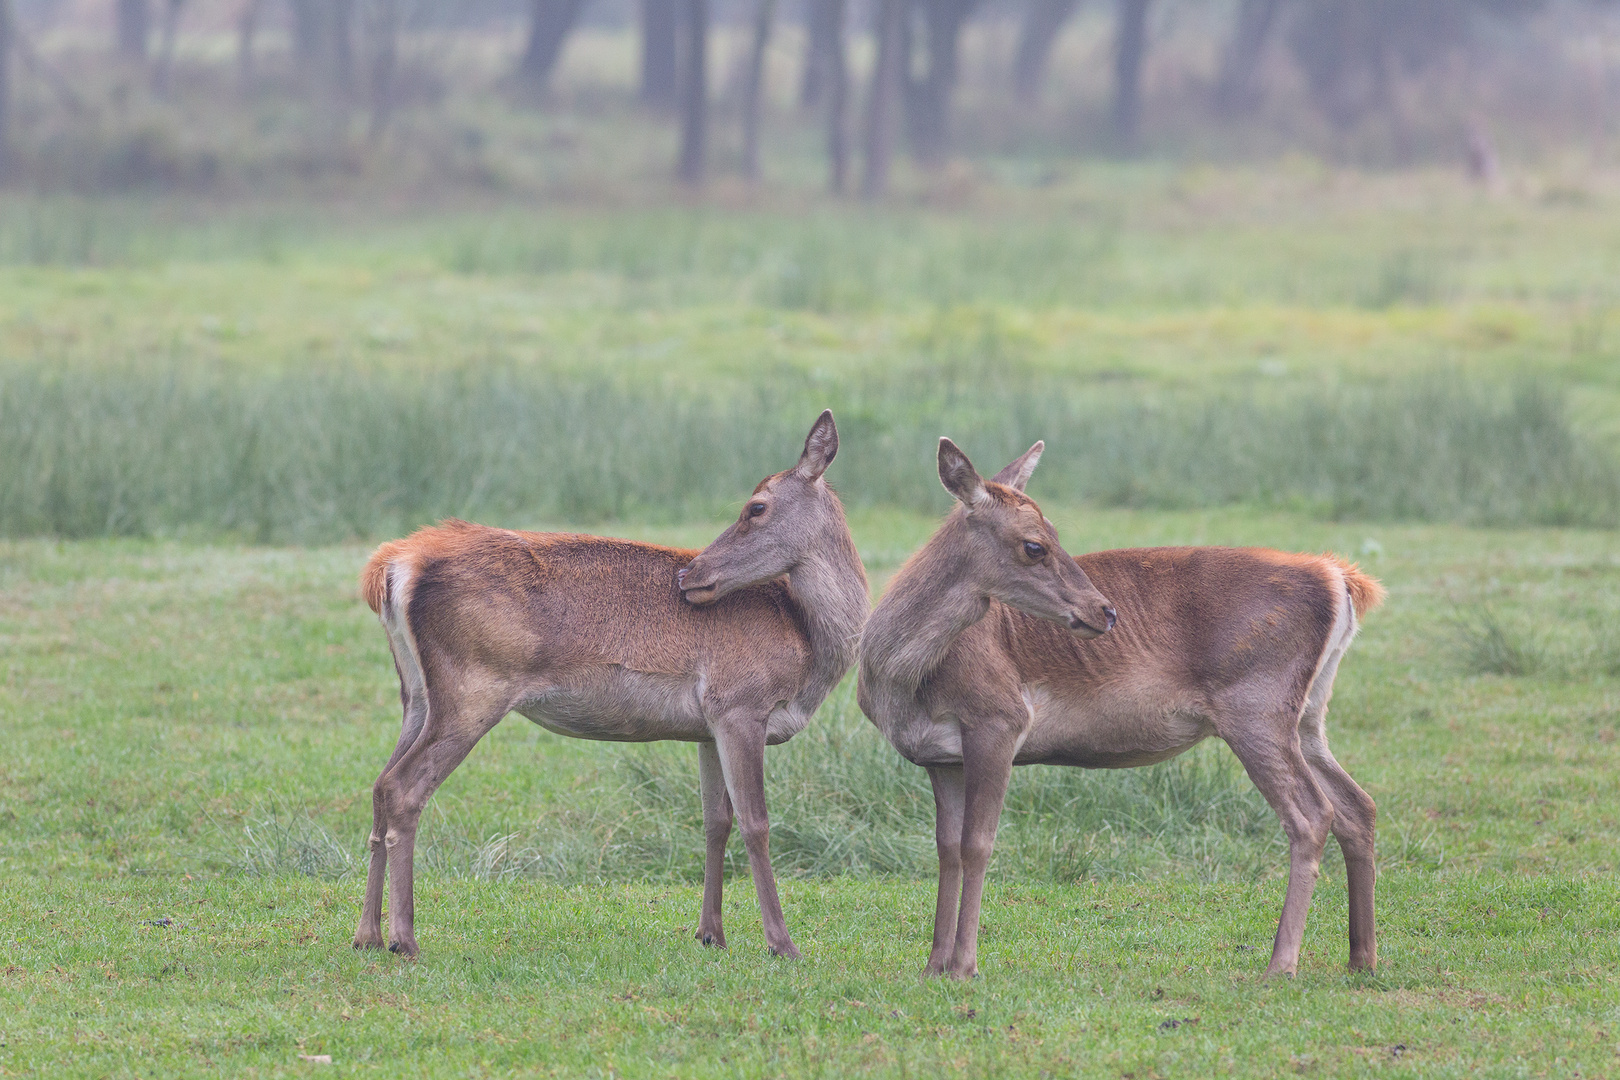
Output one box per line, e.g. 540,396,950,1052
2,505,1618,1078
2,164,1620,1077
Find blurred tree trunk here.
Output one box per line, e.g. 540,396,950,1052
332,0,355,96
519,0,588,94
116,0,149,61
236,0,261,88
905,0,975,165
824,0,848,193
861,0,903,198
151,0,183,96
366,0,399,138
1111,0,1149,149
1212,0,1280,115
676,0,707,183
289,0,322,71
640,0,677,106
1013,0,1079,103
740,0,775,181
800,0,835,108
0,0,11,182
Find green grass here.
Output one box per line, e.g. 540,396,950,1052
3,167,1620,1075
4,171,1620,541
3,506,1618,1076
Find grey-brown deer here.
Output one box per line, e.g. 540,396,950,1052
353,411,868,959
858,438,1384,979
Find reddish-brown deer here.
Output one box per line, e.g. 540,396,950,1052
858,438,1384,979
353,411,868,959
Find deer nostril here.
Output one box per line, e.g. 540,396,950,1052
677,568,689,588
1103,606,1117,631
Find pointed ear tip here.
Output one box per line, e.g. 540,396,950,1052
1030,440,1045,453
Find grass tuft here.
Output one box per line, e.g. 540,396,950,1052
1449,606,1547,677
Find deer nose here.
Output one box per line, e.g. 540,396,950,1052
1103,606,1117,631
676,568,689,588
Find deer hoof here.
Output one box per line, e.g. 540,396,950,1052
696,930,726,948
769,943,802,960
352,934,385,950
387,938,419,960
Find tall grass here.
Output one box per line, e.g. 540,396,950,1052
230,685,1284,885
2,363,1616,540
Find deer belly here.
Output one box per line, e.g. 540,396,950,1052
514,668,709,743
1016,689,1211,768
881,711,965,767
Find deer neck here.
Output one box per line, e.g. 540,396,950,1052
784,513,870,716
860,513,990,696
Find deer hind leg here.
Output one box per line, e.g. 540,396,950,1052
711,718,799,958
355,638,429,950
695,740,734,948
947,721,1020,980
376,688,507,959
1298,635,1378,971
924,765,966,976
1223,705,1336,978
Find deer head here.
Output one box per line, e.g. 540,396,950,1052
936,438,1116,638
678,411,847,606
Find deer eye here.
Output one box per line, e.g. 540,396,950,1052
1023,541,1046,560
748,502,768,518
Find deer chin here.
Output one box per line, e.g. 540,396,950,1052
681,583,721,606
1065,613,1107,638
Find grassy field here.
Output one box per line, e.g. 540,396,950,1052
2,165,1620,1076
3,504,1619,1077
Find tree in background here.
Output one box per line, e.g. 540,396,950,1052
800,0,835,108
116,0,148,61
0,0,11,182
641,0,678,106
822,0,849,192
289,0,322,72
862,0,903,196
151,0,185,95
1111,0,1150,149
739,0,776,180
676,0,706,182
903,0,979,164
1212,0,1283,115
1288,0,1544,135
518,0,589,95
365,0,400,138
1014,0,1081,103
236,0,262,87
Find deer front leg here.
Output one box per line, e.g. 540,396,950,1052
712,719,799,958
696,740,734,948
947,722,1019,980
925,765,966,976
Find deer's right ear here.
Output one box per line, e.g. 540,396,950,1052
990,440,1044,492
939,438,990,510
794,410,838,481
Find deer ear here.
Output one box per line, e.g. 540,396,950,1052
794,410,838,481
990,440,1044,492
938,438,990,510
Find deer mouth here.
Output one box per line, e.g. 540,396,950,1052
1066,613,1108,637
678,567,721,606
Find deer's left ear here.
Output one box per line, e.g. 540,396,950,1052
990,441,1044,492
794,410,838,481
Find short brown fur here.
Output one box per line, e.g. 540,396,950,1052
859,439,1383,979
